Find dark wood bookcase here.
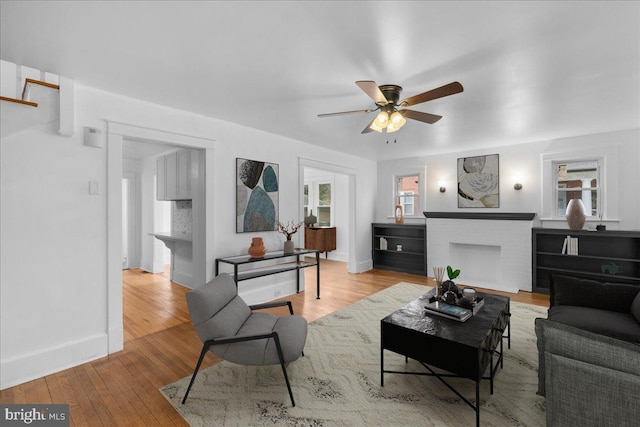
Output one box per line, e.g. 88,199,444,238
532,228,640,294
372,223,427,276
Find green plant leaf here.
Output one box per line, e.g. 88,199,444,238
446,265,460,280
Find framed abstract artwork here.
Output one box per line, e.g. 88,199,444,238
236,158,279,232
457,154,500,208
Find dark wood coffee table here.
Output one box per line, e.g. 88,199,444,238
380,288,510,427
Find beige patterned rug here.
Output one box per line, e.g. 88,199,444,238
161,282,547,426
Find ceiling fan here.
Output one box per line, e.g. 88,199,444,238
318,80,463,134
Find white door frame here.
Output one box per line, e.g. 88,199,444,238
298,157,357,273
106,121,215,354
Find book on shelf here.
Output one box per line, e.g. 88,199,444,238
424,300,472,322
562,235,579,255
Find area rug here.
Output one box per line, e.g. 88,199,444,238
161,282,547,426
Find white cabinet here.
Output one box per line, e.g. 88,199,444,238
156,155,166,200
176,149,191,198
156,149,193,201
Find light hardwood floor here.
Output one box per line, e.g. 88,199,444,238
0,260,548,426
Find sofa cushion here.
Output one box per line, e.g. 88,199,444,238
548,305,640,343
632,292,640,323
535,317,640,400
551,274,640,313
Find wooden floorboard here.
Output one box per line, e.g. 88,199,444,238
0,260,548,425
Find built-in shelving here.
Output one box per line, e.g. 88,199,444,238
532,228,640,294
372,223,427,276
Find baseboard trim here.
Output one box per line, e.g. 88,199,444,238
140,259,163,274
326,251,348,263
238,279,299,306
355,259,373,273
172,271,193,288
0,333,108,390
108,326,124,354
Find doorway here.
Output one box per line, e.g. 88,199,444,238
299,159,357,271
303,168,347,261
107,122,215,355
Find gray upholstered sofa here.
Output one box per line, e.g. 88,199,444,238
535,274,640,426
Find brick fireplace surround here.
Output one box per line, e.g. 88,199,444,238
424,212,537,293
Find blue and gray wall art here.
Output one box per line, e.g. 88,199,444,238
236,158,279,232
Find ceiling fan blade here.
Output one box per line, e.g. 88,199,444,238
317,109,372,118
401,81,464,107
361,117,377,134
355,80,388,105
400,109,443,124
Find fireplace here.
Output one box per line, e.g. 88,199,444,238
424,212,536,293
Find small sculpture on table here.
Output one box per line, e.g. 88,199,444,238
248,237,267,258
276,219,303,255
440,265,461,296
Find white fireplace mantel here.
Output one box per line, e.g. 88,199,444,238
424,212,536,293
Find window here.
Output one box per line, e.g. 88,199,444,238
304,179,333,226
399,191,415,215
542,146,617,222
554,160,600,217
317,182,332,226
396,175,419,216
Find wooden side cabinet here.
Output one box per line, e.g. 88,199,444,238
304,227,336,258
532,228,640,294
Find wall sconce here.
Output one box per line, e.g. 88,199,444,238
438,180,446,193
514,183,523,190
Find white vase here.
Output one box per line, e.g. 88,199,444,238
283,240,295,254
566,199,586,230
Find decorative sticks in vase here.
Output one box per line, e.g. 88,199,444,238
433,266,445,298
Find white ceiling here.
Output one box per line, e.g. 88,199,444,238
1,1,638,161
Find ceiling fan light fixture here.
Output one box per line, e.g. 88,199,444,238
390,111,403,124
375,111,389,126
369,120,385,132
386,113,406,133
387,122,401,133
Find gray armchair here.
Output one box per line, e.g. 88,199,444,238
182,273,307,406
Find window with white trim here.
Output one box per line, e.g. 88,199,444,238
305,179,334,226
395,175,419,216
553,160,600,218
317,182,332,226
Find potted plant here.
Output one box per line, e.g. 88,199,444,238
441,265,461,295
276,220,303,254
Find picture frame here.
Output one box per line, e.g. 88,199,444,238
457,154,500,208
236,158,279,232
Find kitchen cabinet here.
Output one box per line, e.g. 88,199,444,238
157,149,193,201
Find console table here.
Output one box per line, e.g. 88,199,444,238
215,249,321,299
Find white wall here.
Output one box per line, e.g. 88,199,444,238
0,83,377,389
376,129,640,287
376,129,640,230
123,159,142,269
1,123,109,388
